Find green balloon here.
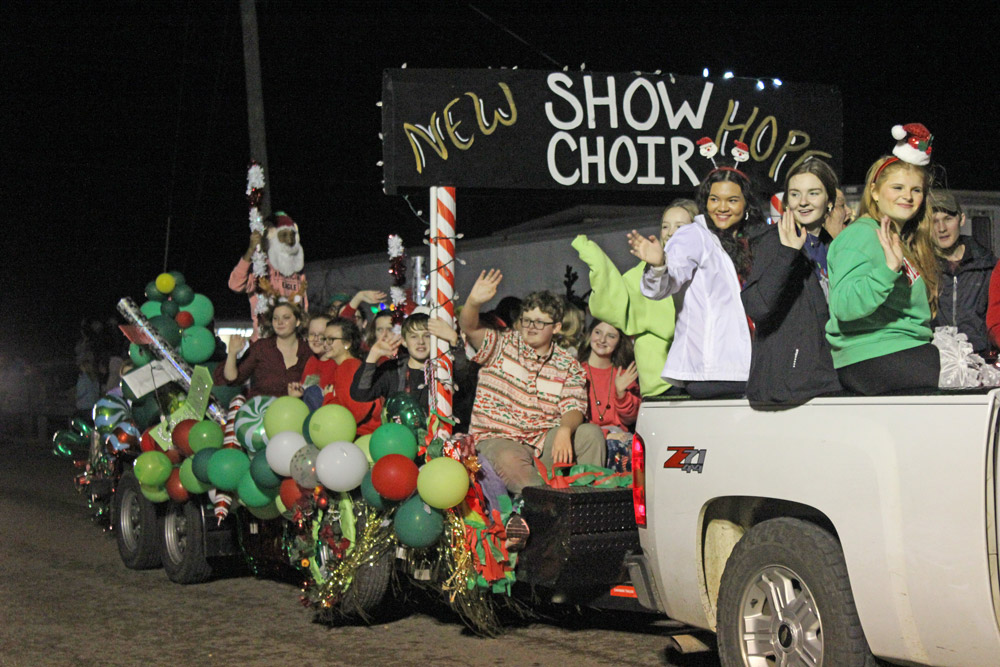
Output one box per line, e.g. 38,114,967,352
139,300,162,319
160,300,180,318
188,420,223,452
237,470,279,508
130,394,161,430
354,434,374,466
140,483,170,503
180,326,215,364
207,448,250,492
179,293,214,327
191,448,216,484
385,392,422,419
369,423,418,462
128,343,153,368
308,404,357,447
171,283,195,306
416,457,470,509
134,451,172,486
360,470,384,510
393,496,444,548
168,270,186,287
302,411,314,444
149,314,182,347
179,458,211,494
246,500,281,520
263,396,310,437
249,450,282,489
145,282,167,302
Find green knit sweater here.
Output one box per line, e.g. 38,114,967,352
572,235,675,396
825,217,933,368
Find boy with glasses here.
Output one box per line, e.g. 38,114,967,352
460,269,606,518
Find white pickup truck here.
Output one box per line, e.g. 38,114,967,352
625,391,1000,666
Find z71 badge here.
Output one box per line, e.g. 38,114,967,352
663,446,707,474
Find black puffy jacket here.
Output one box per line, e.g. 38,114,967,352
933,239,996,354
742,225,842,406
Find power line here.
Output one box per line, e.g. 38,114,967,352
466,3,564,69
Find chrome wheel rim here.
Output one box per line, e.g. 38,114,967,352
119,488,142,551
163,504,188,564
738,565,823,666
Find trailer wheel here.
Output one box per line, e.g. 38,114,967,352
309,506,393,618
160,500,213,584
112,470,161,569
716,517,873,667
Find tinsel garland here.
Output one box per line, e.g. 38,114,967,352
246,162,268,281
301,501,397,620
440,510,503,636
387,234,407,328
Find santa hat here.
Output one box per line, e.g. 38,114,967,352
696,137,714,147
733,140,749,152
272,211,298,232
891,123,933,166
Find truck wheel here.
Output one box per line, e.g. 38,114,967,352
160,500,213,584
717,517,873,667
112,470,161,569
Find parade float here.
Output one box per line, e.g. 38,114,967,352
53,161,638,637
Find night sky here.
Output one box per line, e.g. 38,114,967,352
2,2,996,361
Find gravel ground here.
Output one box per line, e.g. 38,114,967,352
0,435,720,666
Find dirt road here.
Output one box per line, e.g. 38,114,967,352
0,436,720,666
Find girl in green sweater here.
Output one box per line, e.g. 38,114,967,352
826,124,940,395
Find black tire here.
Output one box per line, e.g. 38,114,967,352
112,470,161,569
160,500,213,584
717,517,873,667
339,543,394,616
311,505,393,618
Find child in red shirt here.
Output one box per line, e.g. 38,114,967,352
290,318,380,435
578,320,640,472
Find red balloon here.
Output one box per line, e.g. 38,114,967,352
175,311,195,329
171,419,198,457
140,428,156,453
371,454,419,501
279,478,306,509
165,468,189,503
165,446,183,465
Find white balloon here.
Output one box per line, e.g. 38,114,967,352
316,441,369,492
264,431,307,477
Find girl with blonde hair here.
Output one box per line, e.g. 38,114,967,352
826,124,940,394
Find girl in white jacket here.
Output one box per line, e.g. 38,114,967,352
628,167,757,398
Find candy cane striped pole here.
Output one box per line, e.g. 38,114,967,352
429,186,456,435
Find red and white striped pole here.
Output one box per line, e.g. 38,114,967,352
429,186,456,435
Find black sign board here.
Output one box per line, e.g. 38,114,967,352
381,68,841,194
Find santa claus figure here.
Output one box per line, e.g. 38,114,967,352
229,211,309,340
731,140,750,163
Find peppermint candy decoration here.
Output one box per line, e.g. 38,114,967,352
234,396,274,453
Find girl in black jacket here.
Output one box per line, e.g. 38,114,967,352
742,159,842,406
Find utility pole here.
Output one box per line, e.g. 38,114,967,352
240,0,271,216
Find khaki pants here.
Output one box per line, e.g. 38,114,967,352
477,424,606,495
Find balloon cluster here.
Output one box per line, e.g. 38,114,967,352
132,418,227,504
130,385,467,552
133,271,216,367
360,393,470,549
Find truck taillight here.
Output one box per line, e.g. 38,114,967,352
632,432,646,526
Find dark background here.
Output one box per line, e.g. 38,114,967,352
2,1,995,361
